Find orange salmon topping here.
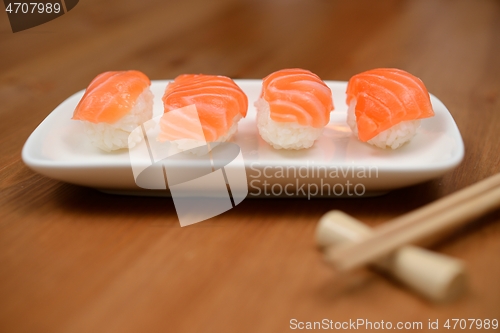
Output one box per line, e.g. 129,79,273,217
346,68,434,142
261,68,334,128
161,74,248,142
72,70,150,124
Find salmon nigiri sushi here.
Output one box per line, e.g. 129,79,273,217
346,68,435,149
159,74,248,152
255,68,334,150
72,70,153,152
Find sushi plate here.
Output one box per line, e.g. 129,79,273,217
22,80,464,198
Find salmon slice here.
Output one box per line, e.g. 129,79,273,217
161,74,248,142
260,68,334,128
72,70,150,124
346,68,434,142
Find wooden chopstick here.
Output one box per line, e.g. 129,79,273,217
327,173,500,271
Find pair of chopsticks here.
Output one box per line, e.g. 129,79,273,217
327,173,500,271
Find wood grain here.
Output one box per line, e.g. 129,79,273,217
1,0,500,332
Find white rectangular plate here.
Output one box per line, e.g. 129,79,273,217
22,80,464,197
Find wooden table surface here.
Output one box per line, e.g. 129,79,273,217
1,0,500,332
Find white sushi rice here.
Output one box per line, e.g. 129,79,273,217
255,98,323,150
171,114,242,155
347,100,420,149
82,89,154,152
